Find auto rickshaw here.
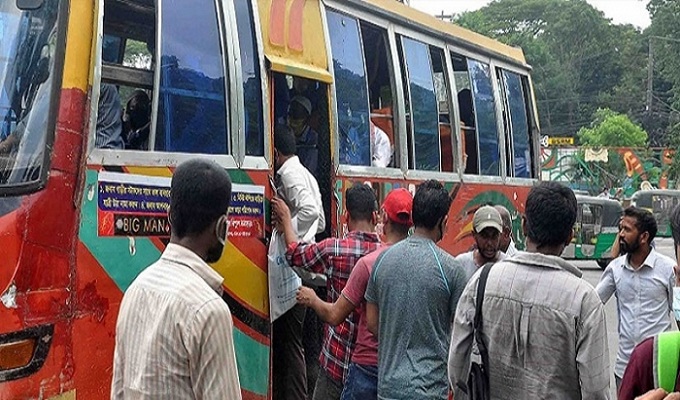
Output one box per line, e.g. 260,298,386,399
563,195,623,269
630,189,680,238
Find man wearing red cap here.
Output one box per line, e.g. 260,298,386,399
297,188,413,400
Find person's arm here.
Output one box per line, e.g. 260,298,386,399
448,276,477,392
595,263,616,304
188,300,242,400
111,339,124,399
365,264,380,336
297,286,356,326
271,197,297,247
576,296,611,400
365,302,378,336
448,259,468,323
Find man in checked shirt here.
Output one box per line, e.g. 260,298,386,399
271,183,381,400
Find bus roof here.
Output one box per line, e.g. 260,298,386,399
575,195,623,209
347,0,529,67
631,189,680,199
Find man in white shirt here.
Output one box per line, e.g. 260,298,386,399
494,205,518,256
596,206,676,391
370,122,392,168
272,125,325,400
112,159,241,400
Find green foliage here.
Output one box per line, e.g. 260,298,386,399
577,108,648,147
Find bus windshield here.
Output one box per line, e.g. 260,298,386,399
0,0,61,191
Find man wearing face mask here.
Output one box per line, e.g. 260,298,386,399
111,159,241,400
617,205,680,400
288,96,319,178
596,207,676,393
365,180,467,400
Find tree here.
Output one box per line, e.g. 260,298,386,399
577,108,648,147
454,0,646,138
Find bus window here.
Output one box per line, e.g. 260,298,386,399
360,22,396,168
0,1,62,189
399,36,440,171
430,47,455,172
326,10,371,167
451,53,500,176
154,0,229,154
235,0,264,157
499,69,531,178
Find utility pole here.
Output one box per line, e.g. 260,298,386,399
646,38,653,121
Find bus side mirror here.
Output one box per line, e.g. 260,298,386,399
16,0,43,10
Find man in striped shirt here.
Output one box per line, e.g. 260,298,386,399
271,183,381,400
112,159,241,400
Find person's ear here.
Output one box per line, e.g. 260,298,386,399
521,216,527,237
565,228,574,247
641,231,650,245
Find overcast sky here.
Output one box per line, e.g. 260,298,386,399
409,0,651,29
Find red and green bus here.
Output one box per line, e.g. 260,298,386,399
0,0,540,398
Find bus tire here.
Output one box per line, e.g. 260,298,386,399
596,259,611,270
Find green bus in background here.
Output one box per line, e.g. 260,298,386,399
630,189,680,238
564,195,623,269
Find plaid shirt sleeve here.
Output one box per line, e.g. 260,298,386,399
286,240,329,274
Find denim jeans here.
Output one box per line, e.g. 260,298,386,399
340,363,378,400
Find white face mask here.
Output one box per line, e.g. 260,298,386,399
673,287,680,321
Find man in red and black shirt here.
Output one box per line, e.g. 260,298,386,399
272,183,380,400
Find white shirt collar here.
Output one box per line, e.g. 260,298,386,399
161,243,224,293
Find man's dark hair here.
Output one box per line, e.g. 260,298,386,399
412,180,451,229
274,124,296,156
170,159,232,238
624,206,658,242
672,204,680,249
346,183,378,221
525,182,576,247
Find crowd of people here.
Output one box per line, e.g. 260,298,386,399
110,133,680,399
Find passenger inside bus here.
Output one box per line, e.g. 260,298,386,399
288,96,319,178
123,90,151,150
95,83,125,149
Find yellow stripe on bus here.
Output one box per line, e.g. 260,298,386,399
63,0,94,91
48,390,76,400
213,242,269,316
124,166,174,178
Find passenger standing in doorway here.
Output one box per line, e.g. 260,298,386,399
456,205,506,280
596,207,676,392
271,183,381,400
123,90,151,150
271,125,325,400
95,83,124,149
365,180,467,400
111,159,241,400
296,188,413,400
449,181,610,399
288,96,319,178
494,205,518,256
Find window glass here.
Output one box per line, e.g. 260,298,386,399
235,0,264,157
0,1,61,188
402,37,439,171
123,39,152,70
326,10,370,166
468,59,499,176
502,70,531,178
155,0,229,154
103,34,122,63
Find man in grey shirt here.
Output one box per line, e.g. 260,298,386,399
456,205,506,280
365,179,467,400
450,181,610,399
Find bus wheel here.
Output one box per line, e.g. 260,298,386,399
596,259,610,270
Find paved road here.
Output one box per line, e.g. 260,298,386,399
577,237,676,397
